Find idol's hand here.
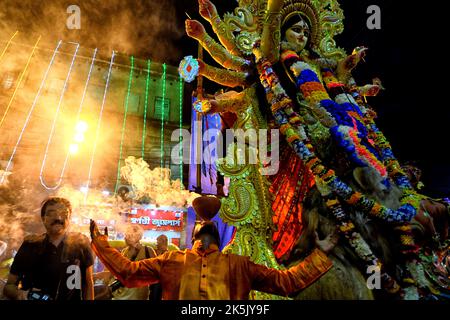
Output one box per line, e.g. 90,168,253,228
347,47,368,70
359,84,381,97
90,219,108,240
199,0,218,21
185,19,207,41
197,59,206,74
315,231,339,254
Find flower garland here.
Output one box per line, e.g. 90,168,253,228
289,51,422,231
280,50,336,128
343,83,417,192
253,43,417,224
348,88,424,256
256,44,430,291
324,196,400,293
332,126,387,178
289,55,388,179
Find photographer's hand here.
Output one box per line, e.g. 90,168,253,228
16,289,29,300
4,274,30,300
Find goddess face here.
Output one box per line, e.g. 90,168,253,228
284,19,310,52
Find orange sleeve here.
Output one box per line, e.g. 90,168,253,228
249,248,333,296
91,235,164,288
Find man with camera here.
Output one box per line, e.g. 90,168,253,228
3,197,94,300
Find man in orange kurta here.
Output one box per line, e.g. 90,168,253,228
90,220,333,300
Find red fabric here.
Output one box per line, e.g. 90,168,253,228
269,146,315,261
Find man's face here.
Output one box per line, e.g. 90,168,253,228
192,221,219,248
157,237,168,251
42,203,71,236
125,231,141,247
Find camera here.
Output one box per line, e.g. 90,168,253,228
108,279,125,292
27,290,52,301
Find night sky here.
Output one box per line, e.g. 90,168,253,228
1,0,448,197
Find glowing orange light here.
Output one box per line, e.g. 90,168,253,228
75,121,88,132
69,143,79,154
74,132,84,142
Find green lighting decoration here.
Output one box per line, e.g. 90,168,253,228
142,59,151,159
115,55,134,193
160,63,166,174
179,74,183,187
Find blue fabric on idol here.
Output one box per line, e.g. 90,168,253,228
296,69,321,86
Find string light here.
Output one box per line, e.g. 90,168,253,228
39,43,80,190
75,120,89,132
39,49,98,190
85,50,116,202
115,56,134,193
142,59,151,159
1,40,62,184
179,74,183,187
0,36,41,129
69,143,79,154
0,31,18,63
74,132,85,143
160,63,167,176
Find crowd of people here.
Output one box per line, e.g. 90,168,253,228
0,197,171,300
0,196,336,300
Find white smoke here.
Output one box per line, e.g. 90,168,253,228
0,0,185,63
0,170,12,186
120,156,200,207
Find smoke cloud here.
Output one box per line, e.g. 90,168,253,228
0,176,46,254
0,0,200,263
0,0,186,63
121,156,200,207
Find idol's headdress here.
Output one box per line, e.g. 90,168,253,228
280,0,320,48
227,0,347,60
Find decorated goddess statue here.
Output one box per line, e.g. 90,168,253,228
180,0,450,300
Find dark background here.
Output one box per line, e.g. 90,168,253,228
1,0,448,197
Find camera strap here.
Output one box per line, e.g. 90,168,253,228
144,246,152,259
130,248,141,262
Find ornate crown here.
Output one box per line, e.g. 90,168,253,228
224,0,346,59
280,0,321,48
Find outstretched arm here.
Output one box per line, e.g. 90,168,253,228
209,88,256,114
261,0,284,64
186,19,250,71
336,47,368,84
249,248,333,296
90,220,162,288
197,59,249,88
198,0,240,56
